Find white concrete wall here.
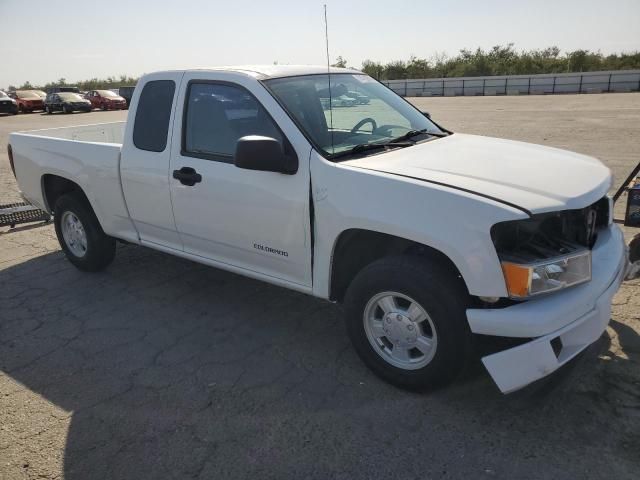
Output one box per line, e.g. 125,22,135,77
384,70,640,97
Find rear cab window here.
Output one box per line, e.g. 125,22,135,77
133,80,176,152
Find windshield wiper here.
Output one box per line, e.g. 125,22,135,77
392,129,449,142
331,141,413,160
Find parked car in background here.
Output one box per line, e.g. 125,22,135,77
0,91,18,115
117,86,135,108
47,86,80,94
347,90,370,104
10,90,45,113
32,90,47,100
85,90,127,110
44,92,92,114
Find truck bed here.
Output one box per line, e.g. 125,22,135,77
9,121,137,242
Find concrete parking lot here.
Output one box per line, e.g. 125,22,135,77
1,95,639,479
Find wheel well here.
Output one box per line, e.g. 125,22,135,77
42,175,88,213
329,229,466,302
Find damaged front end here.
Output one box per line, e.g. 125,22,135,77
490,197,610,299
467,196,629,393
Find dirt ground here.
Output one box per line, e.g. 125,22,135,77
0,94,639,480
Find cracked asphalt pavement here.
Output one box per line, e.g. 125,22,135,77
1,95,639,479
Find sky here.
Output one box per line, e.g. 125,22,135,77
1,0,639,87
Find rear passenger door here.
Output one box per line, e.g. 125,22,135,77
168,72,313,288
120,72,185,250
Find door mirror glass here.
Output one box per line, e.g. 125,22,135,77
234,136,297,174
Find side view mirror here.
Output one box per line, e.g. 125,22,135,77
422,111,431,119
234,136,298,175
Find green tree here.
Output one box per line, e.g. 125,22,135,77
332,56,348,68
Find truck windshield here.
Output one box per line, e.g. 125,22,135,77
264,73,444,159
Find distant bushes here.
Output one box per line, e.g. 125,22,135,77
359,44,640,80
6,44,640,90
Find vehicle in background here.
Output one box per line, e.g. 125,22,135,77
32,90,47,100
85,90,127,111
8,66,631,395
320,94,357,109
347,90,370,104
0,91,18,115
9,90,45,113
117,86,135,108
44,92,92,114
47,86,80,94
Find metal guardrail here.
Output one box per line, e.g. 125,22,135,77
383,70,640,97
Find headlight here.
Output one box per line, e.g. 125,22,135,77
501,250,592,298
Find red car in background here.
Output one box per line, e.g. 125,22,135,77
10,90,45,113
85,90,127,110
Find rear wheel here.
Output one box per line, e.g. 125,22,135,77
54,192,116,272
344,255,472,391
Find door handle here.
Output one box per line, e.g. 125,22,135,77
173,167,202,186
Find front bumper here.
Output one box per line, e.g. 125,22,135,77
467,225,628,393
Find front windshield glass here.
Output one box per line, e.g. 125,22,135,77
33,90,47,98
265,74,444,158
97,90,118,97
59,93,84,101
16,91,41,99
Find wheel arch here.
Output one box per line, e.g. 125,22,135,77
42,174,92,215
329,228,468,303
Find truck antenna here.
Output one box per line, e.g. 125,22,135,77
324,4,335,154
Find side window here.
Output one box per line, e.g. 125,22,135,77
183,82,283,161
133,80,176,152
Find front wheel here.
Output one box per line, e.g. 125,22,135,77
344,255,472,391
54,192,116,271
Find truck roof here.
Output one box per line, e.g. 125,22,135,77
152,65,362,79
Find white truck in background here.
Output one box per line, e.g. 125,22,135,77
8,66,631,393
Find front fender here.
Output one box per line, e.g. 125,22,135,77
311,155,528,298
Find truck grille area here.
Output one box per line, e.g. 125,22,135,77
491,196,609,263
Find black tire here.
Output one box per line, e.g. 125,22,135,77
53,192,116,272
344,255,472,391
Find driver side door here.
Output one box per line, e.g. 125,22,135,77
168,72,313,289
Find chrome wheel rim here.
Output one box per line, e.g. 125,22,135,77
60,211,87,257
363,291,438,370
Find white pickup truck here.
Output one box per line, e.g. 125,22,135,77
8,65,630,393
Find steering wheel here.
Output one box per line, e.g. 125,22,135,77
351,117,377,133
372,124,409,137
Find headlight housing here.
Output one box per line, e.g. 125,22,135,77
491,198,606,299
501,250,592,298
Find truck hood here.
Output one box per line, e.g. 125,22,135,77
343,133,611,214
